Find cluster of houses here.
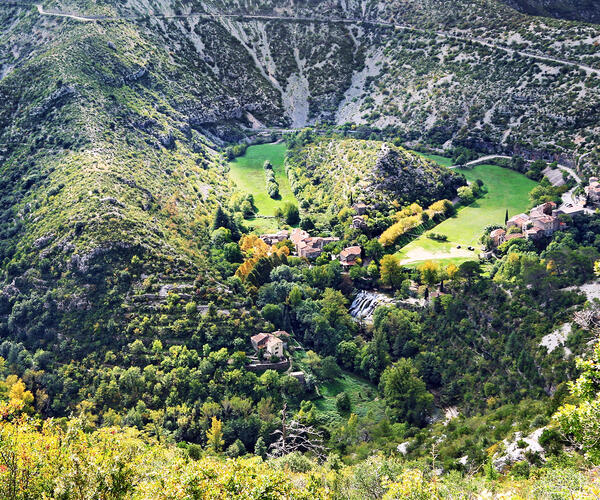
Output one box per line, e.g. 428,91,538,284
489,201,564,247
260,228,362,267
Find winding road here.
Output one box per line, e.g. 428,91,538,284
32,4,600,76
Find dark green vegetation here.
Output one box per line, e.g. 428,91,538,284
2,0,600,496
501,0,600,23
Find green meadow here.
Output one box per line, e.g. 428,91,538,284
398,159,538,266
228,143,296,232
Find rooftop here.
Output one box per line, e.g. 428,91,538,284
340,246,361,258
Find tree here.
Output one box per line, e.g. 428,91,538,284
254,436,267,459
419,261,439,287
505,209,509,225
320,356,341,382
380,254,404,289
458,260,481,285
212,206,229,230
365,239,384,262
446,263,459,280
224,242,243,263
269,404,327,461
226,439,246,458
336,340,359,370
288,286,302,307
457,186,474,204
554,341,600,463
283,203,300,225
336,392,351,414
379,359,433,426
206,416,224,453
261,303,283,327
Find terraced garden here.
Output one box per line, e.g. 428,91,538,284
228,142,295,232
398,157,538,266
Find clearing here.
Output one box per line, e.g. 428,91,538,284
398,159,538,266
292,350,385,423
228,142,296,232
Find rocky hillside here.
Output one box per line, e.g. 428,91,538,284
31,0,600,169
0,6,248,356
286,135,465,216
500,0,600,23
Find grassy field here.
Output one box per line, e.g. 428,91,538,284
292,350,385,424
228,143,296,232
398,160,538,266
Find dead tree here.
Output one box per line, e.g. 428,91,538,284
268,403,327,461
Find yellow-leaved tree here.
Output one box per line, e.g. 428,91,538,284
206,416,224,453
2,375,34,414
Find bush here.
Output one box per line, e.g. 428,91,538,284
427,232,448,241
188,443,203,460
336,392,351,413
283,203,300,225
264,161,280,199
271,452,316,473
226,439,246,458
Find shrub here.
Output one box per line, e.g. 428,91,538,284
427,232,448,241
283,203,300,225
336,392,351,413
226,439,246,458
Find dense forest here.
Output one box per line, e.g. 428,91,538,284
2,0,600,496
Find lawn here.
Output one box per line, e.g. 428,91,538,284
397,160,538,266
228,143,296,232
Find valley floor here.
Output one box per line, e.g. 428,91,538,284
228,142,296,232
397,158,538,266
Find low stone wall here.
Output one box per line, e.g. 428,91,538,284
246,359,290,372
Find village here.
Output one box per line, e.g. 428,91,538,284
249,175,600,372
245,203,368,374
486,175,599,253
488,201,565,249
259,201,366,266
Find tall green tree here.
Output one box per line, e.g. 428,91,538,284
379,358,433,426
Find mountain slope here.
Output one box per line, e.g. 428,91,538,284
501,0,600,23
30,0,600,168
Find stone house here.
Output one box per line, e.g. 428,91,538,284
507,213,531,231
530,202,557,218
524,226,544,240
531,214,560,236
585,177,600,204
290,228,310,248
489,228,506,247
250,333,285,358
352,202,368,215
291,228,339,259
352,215,366,229
260,230,289,246
272,330,290,348
339,246,362,267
